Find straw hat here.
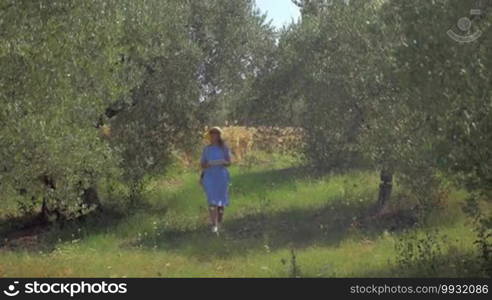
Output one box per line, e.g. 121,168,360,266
207,126,223,135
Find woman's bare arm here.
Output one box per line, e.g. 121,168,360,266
223,147,232,167
223,158,231,167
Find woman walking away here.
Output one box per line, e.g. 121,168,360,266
200,127,232,235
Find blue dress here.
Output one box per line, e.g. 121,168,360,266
200,145,231,207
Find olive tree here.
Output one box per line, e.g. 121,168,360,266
0,1,128,221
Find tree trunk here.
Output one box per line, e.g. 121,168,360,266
377,169,393,209
81,186,101,209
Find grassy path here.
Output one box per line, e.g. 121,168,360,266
0,156,482,277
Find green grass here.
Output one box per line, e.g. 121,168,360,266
0,153,486,277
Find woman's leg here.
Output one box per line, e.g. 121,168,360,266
217,206,224,224
209,205,218,227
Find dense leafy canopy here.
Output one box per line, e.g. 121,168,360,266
0,0,272,218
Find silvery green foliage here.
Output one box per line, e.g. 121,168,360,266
0,1,126,219
382,0,492,196
188,0,277,125
107,0,272,183
105,0,202,185
0,0,277,219
252,0,386,169
259,0,491,200
380,0,492,271
264,0,491,272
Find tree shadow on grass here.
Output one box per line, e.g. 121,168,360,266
0,166,311,253
132,193,418,261
0,201,169,253
27,166,366,252
128,166,422,260
1,165,417,261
